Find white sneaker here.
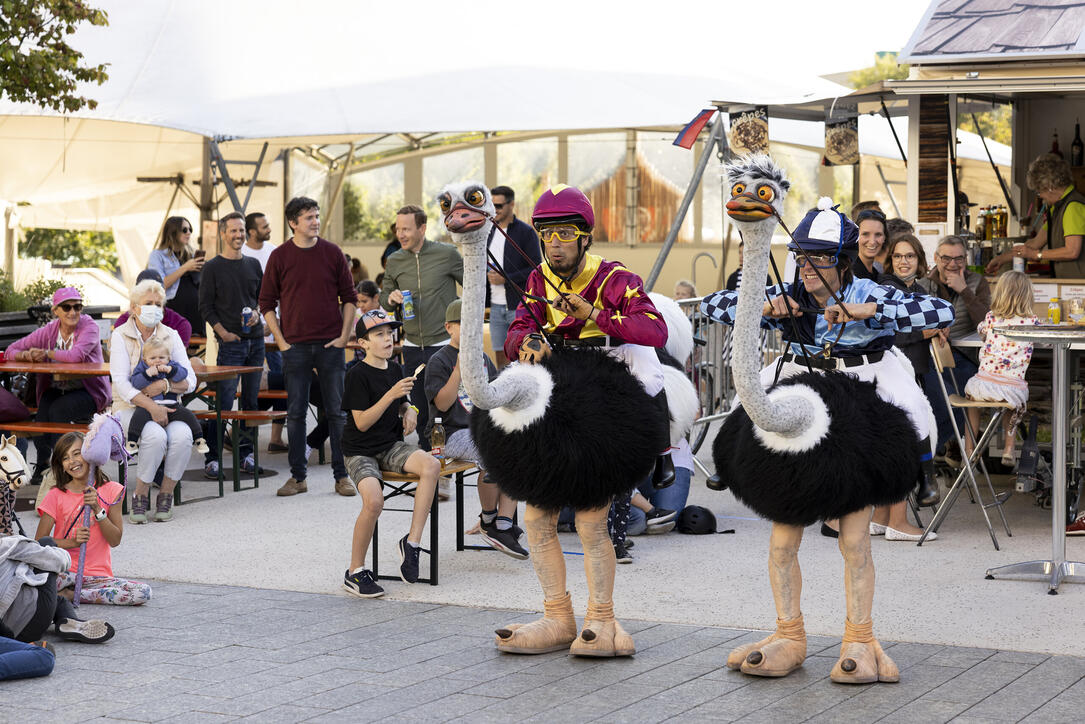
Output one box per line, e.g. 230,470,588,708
885,526,936,542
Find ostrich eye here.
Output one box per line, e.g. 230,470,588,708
756,185,775,202
466,189,485,207
731,183,746,197
438,196,451,213
1,456,7,462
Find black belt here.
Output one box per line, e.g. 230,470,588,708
781,350,884,370
546,334,621,349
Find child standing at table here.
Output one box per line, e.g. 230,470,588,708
340,310,440,598
963,270,1041,467
35,432,152,603
124,336,208,454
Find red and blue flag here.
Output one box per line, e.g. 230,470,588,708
673,109,716,149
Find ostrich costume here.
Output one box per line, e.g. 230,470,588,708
705,156,954,684
439,181,669,657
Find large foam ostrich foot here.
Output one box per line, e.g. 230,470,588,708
727,616,807,677
494,592,577,654
829,620,899,684
569,602,635,657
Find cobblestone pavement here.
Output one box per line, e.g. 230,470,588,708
4,580,1082,723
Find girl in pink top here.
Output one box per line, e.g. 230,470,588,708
963,271,1041,467
34,433,151,606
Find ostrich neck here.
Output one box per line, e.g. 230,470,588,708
732,221,814,435
458,227,514,410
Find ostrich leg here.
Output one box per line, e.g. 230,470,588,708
569,505,635,657
495,505,576,653
831,507,899,684
728,523,807,676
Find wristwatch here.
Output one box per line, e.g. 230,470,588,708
95,508,107,521
1037,250,1044,261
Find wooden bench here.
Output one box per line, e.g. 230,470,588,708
219,410,286,492
370,459,479,586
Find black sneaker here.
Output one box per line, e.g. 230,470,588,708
342,569,384,598
398,535,420,583
480,518,529,560
614,541,633,564
645,506,677,534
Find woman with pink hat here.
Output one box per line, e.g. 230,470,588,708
6,287,111,484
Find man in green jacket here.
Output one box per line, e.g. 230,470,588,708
380,204,464,450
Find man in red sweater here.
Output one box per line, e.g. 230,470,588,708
259,197,358,497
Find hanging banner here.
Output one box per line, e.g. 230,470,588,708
824,103,859,166
728,106,769,155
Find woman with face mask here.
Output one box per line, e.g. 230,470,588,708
109,279,196,523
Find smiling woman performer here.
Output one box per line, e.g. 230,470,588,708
6,288,111,485
701,198,954,526
852,208,889,281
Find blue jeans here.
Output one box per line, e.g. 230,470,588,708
283,342,346,480
626,467,692,535
921,346,978,451
0,636,54,680
489,303,514,357
217,337,265,458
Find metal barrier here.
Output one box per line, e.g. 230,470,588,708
676,296,782,474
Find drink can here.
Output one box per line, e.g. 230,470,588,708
1013,256,1026,273
402,290,415,320
241,306,253,333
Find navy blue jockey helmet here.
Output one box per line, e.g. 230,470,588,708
787,197,859,261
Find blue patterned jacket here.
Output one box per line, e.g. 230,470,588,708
700,277,955,358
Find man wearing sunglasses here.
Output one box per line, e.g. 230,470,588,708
487,186,541,369
920,236,991,458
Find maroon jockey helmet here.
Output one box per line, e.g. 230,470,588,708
531,184,595,230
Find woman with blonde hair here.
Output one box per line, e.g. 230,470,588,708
963,270,1041,467
148,216,205,333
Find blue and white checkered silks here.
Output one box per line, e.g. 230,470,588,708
699,277,955,358
788,197,859,260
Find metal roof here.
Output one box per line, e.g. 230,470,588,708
900,0,1085,64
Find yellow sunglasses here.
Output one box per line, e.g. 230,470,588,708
538,226,590,244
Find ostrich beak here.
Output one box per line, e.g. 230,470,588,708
445,204,489,233
726,193,775,222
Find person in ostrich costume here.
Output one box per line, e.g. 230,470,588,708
702,155,954,683
438,182,675,657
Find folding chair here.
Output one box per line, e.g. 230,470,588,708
919,339,1013,549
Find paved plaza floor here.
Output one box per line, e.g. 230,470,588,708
5,580,1084,723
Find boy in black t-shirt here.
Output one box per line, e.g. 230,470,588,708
424,299,527,559
340,310,441,598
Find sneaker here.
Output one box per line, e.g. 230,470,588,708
1067,516,1085,536
645,507,677,533
480,518,529,560
55,618,115,644
437,476,451,501
624,538,634,548
153,492,173,522
335,477,357,497
194,438,210,454
240,454,265,475
277,477,308,497
203,461,220,479
398,534,421,583
305,444,314,461
342,569,384,598
614,541,633,564
128,494,149,524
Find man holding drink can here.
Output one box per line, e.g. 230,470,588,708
380,204,463,452
198,211,266,474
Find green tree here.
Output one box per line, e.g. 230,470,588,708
848,52,909,89
342,181,402,242
0,0,109,113
22,227,119,272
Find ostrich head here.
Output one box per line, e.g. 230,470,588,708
439,180,554,432
439,182,495,243
724,155,830,449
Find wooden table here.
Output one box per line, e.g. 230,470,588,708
181,365,264,503
0,360,111,378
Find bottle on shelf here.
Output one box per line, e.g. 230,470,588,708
1073,120,1084,167
1051,128,1063,158
430,416,446,469
1048,298,1062,325
976,206,987,240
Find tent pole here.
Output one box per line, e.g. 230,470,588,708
240,142,269,213
323,142,355,239
644,113,725,291
200,137,213,227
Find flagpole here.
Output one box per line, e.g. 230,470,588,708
645,112,727,291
